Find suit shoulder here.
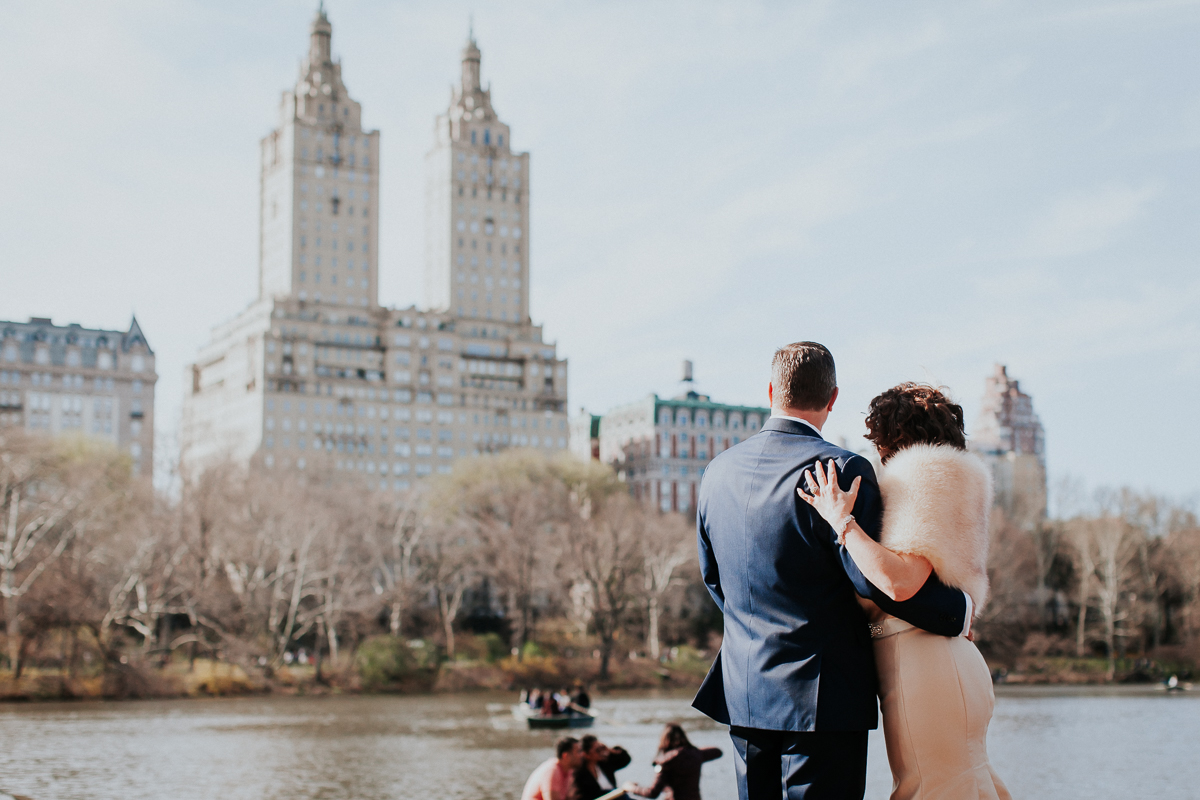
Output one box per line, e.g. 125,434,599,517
838,452,878,482
704,434,762,473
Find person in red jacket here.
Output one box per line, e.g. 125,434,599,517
623,723,723,800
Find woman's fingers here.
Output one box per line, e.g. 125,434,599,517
796,488,816,506
804,469,818,492
814,459,828,490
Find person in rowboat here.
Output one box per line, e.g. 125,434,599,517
574,734,632,800
623,723,722,800
522,737,585,800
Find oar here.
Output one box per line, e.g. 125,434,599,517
568,700,625,726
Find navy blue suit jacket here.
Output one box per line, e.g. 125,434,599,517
691,417,967,732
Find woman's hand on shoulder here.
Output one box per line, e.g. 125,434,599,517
797,459,860,529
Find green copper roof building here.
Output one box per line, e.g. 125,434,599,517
578,361,769,514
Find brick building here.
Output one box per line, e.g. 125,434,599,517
587,363,769,514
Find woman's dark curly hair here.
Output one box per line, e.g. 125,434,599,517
865,382,966,463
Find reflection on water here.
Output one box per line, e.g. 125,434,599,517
0,687,1198,800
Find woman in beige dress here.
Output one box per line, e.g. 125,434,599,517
799,382,1011,800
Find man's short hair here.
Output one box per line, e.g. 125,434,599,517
580,734,599,753
772,342,837,411
556,737,580,758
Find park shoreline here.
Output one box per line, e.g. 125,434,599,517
2,651,1192,702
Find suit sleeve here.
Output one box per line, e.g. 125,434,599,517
697,503,724,613
830,455,967,638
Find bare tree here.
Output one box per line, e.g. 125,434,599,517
444,452,568,658
1,432,131,676
99,495,189,662
1091,515,1139,678
640,512,694,661
1121,490,1172,650
1066,491,1145,677
1066,518,1097,658
564,487,643,680
1162,525,1200,644
371,489,427,638
423,518,474,659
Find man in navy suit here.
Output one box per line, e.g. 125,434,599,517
692,342,971,800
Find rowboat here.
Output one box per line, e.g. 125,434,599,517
525,712,595,730
512,699,597,729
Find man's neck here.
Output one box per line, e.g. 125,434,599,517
771,408,825,432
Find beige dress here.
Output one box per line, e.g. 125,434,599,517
870,615,1011,800
869,445,1013,800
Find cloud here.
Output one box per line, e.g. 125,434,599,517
1026,184,1157,258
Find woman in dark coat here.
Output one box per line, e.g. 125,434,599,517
623,723,722,800
574,735,632,800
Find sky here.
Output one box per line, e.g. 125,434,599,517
2,0,1197,501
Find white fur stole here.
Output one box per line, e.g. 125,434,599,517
877,444,992,614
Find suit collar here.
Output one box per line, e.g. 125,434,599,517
763,417,824,439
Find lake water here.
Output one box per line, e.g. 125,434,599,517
1,686,1198,799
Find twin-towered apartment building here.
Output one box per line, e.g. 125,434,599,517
180,8,567,488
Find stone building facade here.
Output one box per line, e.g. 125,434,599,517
424,35,529,324
568,409,601,462
0,316,156,475
970,363,1047,527
181,10,568,489
591,370,768,514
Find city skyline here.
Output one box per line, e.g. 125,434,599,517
2,1,1197,498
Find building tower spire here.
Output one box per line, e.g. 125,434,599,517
309,2,333,66
462,27,482,93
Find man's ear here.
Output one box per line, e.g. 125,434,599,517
768,382,775,406
826,386,839,412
